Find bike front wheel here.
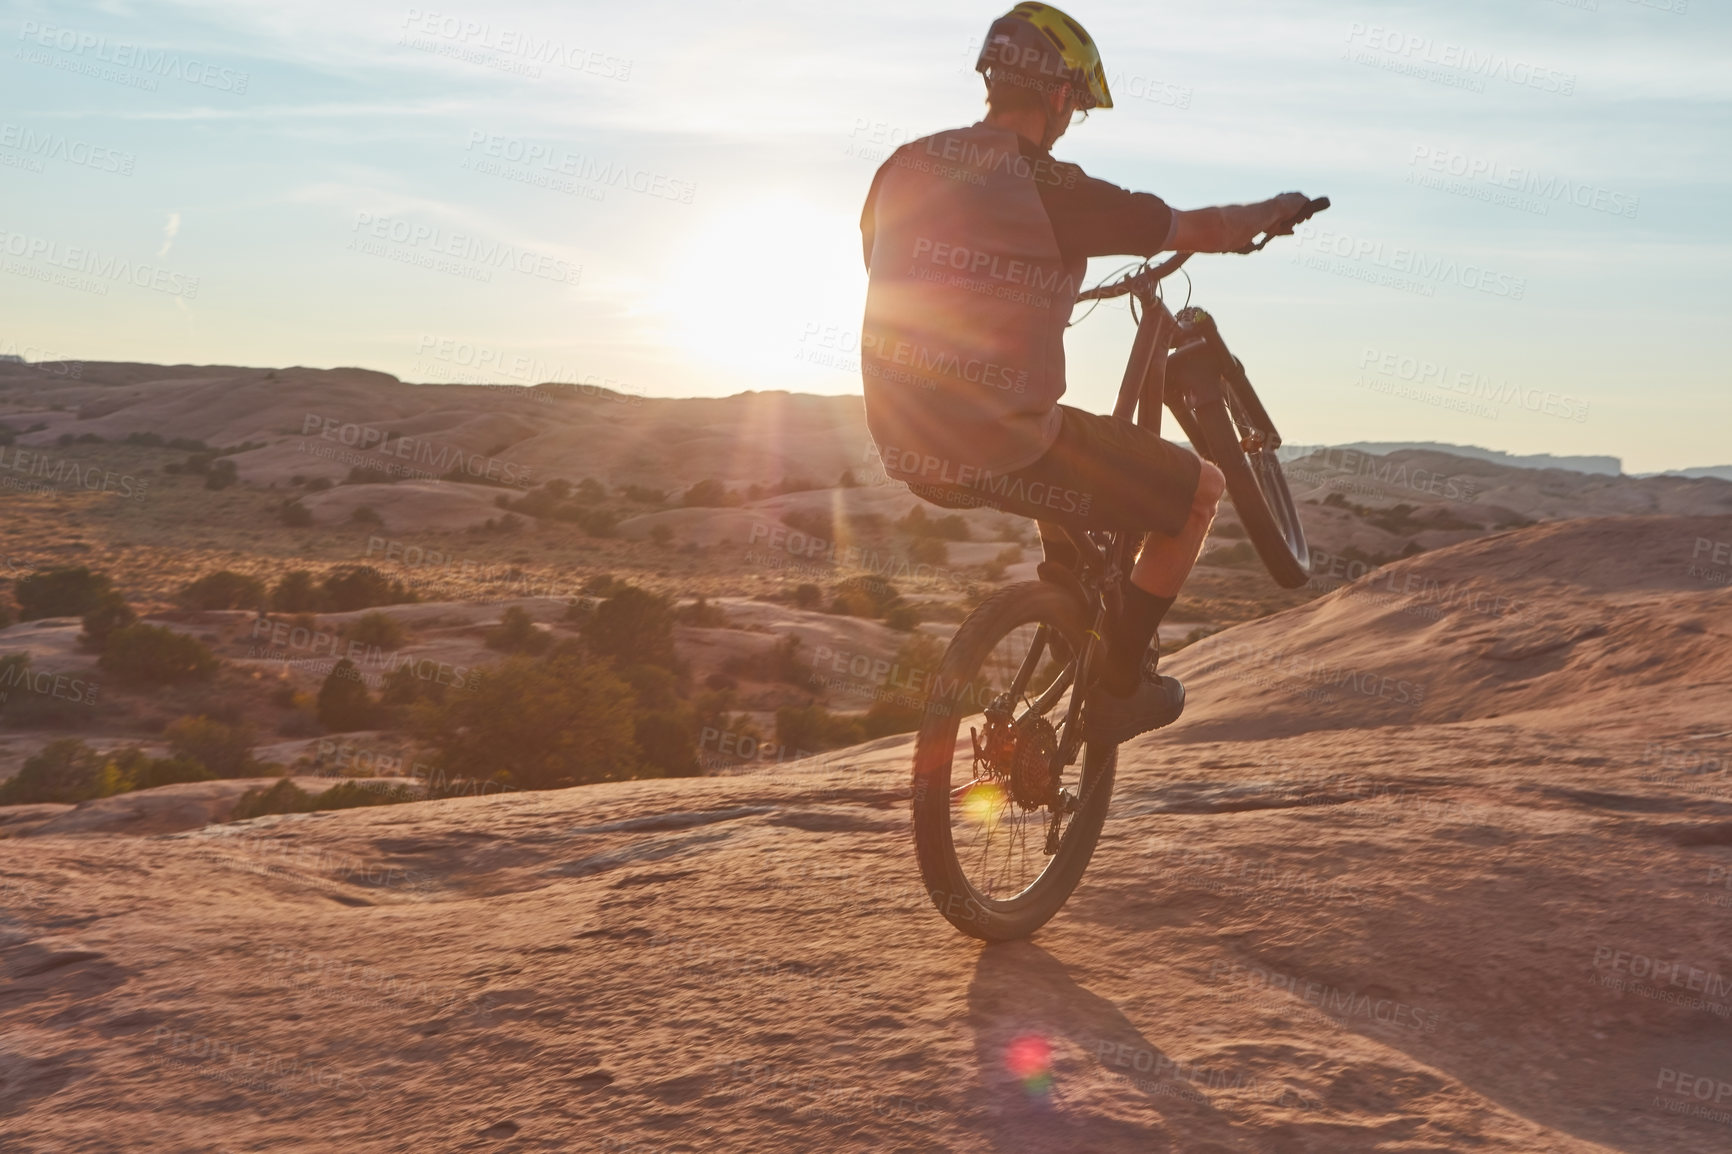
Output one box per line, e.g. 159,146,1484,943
1194,390,1310,589
910,580,1117,942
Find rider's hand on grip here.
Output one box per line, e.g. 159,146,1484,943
1234,194,1330,254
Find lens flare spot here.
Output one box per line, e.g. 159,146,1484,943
962,781,1005,830
1006,1033,1054,1098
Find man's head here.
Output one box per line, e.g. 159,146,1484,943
976,3,1112,148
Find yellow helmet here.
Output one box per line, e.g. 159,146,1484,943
976,3,1113,111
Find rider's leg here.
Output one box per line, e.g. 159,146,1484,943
1101,460,1225,695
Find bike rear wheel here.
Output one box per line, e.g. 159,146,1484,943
911,581,1116,941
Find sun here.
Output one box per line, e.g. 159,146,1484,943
655,194,865,386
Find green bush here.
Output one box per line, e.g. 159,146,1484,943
100,747,216,792
582,585,675,669
320,565,417,612
14,566,115,620
683,478,731,507
414,651,641,790
907,537,947,566
775,704,864,753
884,604,921,632
179,570,267,611
0,739,106,804
830,575,901,619
164,715,259,777
270,570,320,612
486,606,550,654
79,593,137,651
316,659,376,732
99,625,219,684
345,611,407,650
675,596,728,627
204,459,238,490
792,583,822,610
230,778,418,821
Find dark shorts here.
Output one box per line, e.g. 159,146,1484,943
905,404,1202,538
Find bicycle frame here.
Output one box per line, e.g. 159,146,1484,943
1037,255,1293,776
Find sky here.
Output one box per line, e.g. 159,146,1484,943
1,0,1727,473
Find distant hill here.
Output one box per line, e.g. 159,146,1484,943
1639,464,1732,482
1280,441,1623,476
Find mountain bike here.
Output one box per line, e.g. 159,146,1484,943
910,198,1330,941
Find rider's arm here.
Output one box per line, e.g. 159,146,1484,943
1169,195,1311,253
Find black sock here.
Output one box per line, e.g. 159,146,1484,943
1103,585,1175,696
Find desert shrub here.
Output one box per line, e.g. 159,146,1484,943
204,459,238,490
574,477,606,504
830,574,901,619
305,477,334,492
179,570,267,611
79,593,137,651
907,537,947,566
792,583,823,610
14,566,114,620
781,507,833,541
99,625,219,684
270,570,320,612
279,499,313,527
838,469,859,488
345,611,407,650
231,778,419,821
165,715,259,777
316,659,376,732
620,484,665,505
582,585,675,669
414,651,641,790
775,704,864,753
580,509,618,537
683,478,731,507
649,524,674,546
100,747,216,793
675,596,728,627
884,604,921,632
349,505,384,526
1203,541,1259,568
486,606,550,654
320,565,416,612
581,574,618,596
901,506,970,541
0,739,109,804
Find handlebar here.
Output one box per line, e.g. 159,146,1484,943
1075,196,1330,302
1232,195,1331,254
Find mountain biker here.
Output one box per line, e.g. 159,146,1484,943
858,1,1312,746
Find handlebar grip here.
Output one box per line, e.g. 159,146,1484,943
1235,196,1330,254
